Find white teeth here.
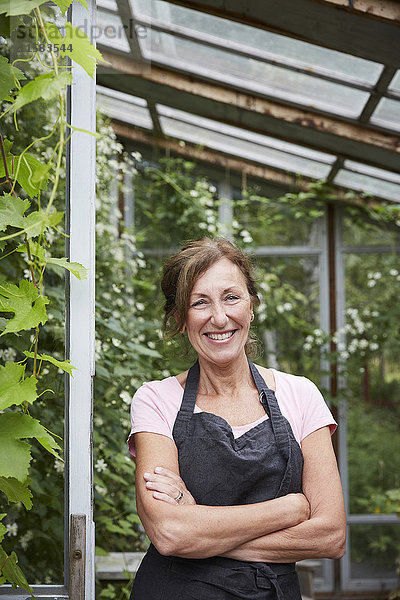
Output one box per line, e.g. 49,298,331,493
206,331,235,340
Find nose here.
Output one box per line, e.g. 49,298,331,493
210,301,228,327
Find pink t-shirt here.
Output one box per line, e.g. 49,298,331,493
127,368,337,457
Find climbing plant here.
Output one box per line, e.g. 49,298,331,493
0,0,103,591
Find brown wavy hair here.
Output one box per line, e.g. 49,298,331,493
161,237,260,355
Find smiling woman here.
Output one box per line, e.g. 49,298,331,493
126,237,346,600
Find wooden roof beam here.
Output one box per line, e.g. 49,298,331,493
312,0,400,23
98,51,400,172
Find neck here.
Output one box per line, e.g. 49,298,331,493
197,353,253,397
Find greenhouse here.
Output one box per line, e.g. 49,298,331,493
0,0,399,599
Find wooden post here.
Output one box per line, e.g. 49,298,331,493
69,515,86,600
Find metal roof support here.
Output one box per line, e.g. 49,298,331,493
99,51,400,172
115,0,144,60
65,0,96,598
359,65,398,123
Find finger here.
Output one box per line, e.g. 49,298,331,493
154,466,182,482
145,480,180,498
153,491,176,504
144,473,181,489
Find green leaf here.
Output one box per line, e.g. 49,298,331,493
0,0,45,16
95,546,109,556
24,351,77,376
0,516,6,543
48,257,87,280
0,362,37,410
0,56,25,102
53,0,87,15
0,279,48,335
45,21,105,77
0,412,62,459
0,195,30,232
0,438,31,482
0,141,50,197
13,70,72,113
0,477,33,510
0,546,33,593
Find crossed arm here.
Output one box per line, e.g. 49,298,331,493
133,426,346,562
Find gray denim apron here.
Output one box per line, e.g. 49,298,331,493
131,359,304,599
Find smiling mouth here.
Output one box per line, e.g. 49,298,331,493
204,330,236,340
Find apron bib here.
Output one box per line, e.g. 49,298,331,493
131,359,304,599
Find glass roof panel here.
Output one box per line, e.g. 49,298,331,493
139,31,369,118
389,70,400,93
157,112,333,179
370,98,400,132
344,161,400,185
131,0,383,84
334,170,400,202
97,0,118,11
97,86,152,129
157,104,336,163
97,10,130,53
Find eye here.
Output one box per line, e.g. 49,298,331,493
191,299,207,308
225,294,239,301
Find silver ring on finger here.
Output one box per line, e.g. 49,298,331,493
175,491,183,502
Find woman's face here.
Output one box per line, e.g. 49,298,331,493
184,257,253,366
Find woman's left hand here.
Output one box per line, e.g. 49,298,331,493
143,466,197,505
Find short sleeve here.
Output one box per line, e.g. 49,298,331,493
300,377,337,441
126,382,174,457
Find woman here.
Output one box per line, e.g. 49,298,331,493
127,237,346,600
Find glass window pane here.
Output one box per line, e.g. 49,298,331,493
370,98,400,132
344,252,400,515
97,10,130,53
389,70,400,93
97,87,152,129
254,256,322,380
349,524,399,583
131,0,382,85
342,208,400,247
233,194,323,247
334,169,400,202
140,31,369,118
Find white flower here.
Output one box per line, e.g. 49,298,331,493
190,190,199,197
20,530,33,550
112,284,121,294
313,329,323,337
367,280,376,288
95,484,107,495
369,343,379,351
371,311,379,317
6,523,18,537
54,460,64,473
136,302,145,311
208,185,216,193
283,302,292,311
373,272,382,280
303,343,312,351
148,341,155,349
337,342,346,352
0,348,17,362
95,458,108,472
112,338,121,347
276,305,284,314
359,339,369,349
340,351,349,360
198,222,207,229
390,269,398,277
119,391,132,405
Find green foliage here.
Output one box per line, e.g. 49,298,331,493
0,0,104,591
0,363,37,409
